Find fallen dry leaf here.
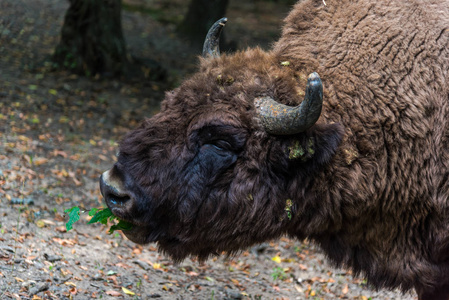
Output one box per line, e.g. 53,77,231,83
60,269,72,276
64,281,76,287
294,284,303,293
272,255,282,264
35,220,46,228
41,219,56,226
116,262,131,269
53,150,68,158
132,246,142,254
55,226,67,233
52,238,76,247
231,278,240,286
33,157,49,166
187,271,199,276
11,293,21,300
105,290,122,297
122,287,135,296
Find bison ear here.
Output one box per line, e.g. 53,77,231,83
281,123,344,171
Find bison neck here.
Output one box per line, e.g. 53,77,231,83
270,0,449,292
281,78,449,292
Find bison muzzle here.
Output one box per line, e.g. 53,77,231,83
100,0,449,299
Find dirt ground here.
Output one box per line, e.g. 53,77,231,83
0,0,418,299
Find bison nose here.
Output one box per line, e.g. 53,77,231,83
100,169,132,211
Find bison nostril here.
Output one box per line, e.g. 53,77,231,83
106,193,131,207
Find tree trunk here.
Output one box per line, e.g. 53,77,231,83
53,0,128,77
178,0,229,47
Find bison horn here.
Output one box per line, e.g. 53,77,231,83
202,17,227,58
254,72,323,135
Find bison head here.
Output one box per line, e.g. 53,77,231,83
100,19,344,261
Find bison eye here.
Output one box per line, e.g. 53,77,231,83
191,124,247,153
207,139,233,151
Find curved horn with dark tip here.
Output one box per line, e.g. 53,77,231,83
254,72,323,135
202,17,227,58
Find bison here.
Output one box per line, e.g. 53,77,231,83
99,0,449,299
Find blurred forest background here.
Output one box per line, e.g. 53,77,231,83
0,0,296,138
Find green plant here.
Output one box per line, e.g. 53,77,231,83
271,267,288,281
64,206,133,234
136,278,142,289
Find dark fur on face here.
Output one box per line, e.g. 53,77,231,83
110,49,344,261
101,0,449,298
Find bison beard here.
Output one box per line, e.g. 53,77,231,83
100,0,449,299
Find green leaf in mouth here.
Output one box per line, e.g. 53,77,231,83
64,206,133,234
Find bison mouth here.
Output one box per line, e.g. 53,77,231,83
99,169,163,245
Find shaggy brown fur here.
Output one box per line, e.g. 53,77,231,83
100,0,449,299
